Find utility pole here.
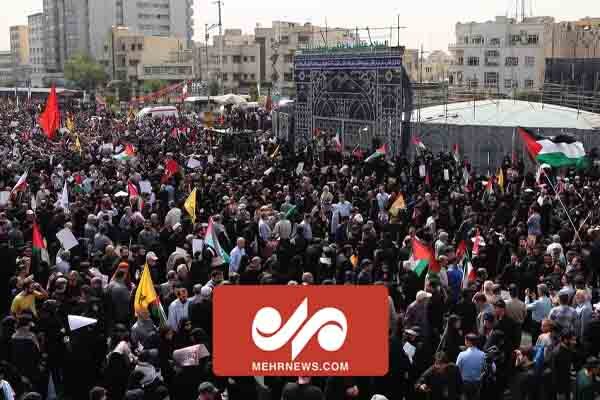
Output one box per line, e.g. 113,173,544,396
214,0,224,94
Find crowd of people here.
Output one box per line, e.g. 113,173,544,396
0,98,600,400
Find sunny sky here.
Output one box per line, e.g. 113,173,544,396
1,0,599,53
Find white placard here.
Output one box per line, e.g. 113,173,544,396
187,158,202,169
443,169,450,181
192,239,204,257
296,162,304,175
207,155,214,164
173,344,210,367
56,228,78,250
0,191,9,206
419,164,426,177
139,180,152,194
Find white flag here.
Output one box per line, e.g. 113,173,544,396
68,315,97,331
57,182,69,211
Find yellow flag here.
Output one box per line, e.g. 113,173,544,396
75,134,82,155
184,188,197,224
66,116,75,133
134,263,158,316
496,168,504,193
389,194,406,217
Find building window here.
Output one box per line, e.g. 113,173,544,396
298,35,310,43
233,73,241,81
527,34,539,45
525,56,535,66
489,38,501,46
467,56,480,66
468,78,479,88
510,35,521,45
138,44,143,51
250,73,256,80
456,56,464,66
425,67,432,73
221,56,227,63
462,36,469,44
284,54,294,63
243,56,248,62
484,72,498,87
485,50,499,57
243,73,248,80
505,56,518,66
129,60,138,66
131,44,136,51
504,79,513,88
250,56,256,62
284,72,293,81
222,73,228,81
232,55,241,64
524,79,534,88
280,35,290,44
472,36,483,45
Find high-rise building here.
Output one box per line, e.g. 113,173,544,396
0,51,15,85
9,26,29,66
43,0,194,73
28,13,46,82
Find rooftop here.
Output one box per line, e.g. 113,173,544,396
415,99,600,130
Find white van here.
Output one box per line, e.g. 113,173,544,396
137,106,179,119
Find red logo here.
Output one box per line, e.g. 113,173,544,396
213,286,389,376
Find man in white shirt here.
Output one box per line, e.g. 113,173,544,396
164,201,182,228
334,193,352,218
167,285,190,331
376,186,390,212
258,213,272,241
229,237,246,275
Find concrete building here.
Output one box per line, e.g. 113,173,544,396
448,16,554,95
199,21,357,96
102,26,193,97
10,26,29,66
404,49,451,83
544,18,600,90
43,0,193,73
28,13,46,86
0,51,15,85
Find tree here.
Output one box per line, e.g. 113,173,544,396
209,80,220,96
64,54,107,90
142,79,168,94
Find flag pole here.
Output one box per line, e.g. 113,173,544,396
541,168,582,243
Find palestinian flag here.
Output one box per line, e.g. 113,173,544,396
113,144,136,161
333,131,343,152
453,144,460,163
134,263,168,328
161,159,180,183
365,144,387,163
412,136,426,154
205,217,230,264
11,170,28,195
456,240,475,288
410,238,439,277
518,127,588,168
32,220,50,264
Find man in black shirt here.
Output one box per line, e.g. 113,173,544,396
282,377,324,400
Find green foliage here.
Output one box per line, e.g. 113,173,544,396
209,80,220,96
142,79,168,94
249,84,259,102
64,54,107,90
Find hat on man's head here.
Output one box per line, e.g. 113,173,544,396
198,382,218,394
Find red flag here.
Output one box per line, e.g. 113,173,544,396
33,221,45,250
125,144,136,157
265,93,273,113
128,181,139,198
38,84,60,140
161,159,180,183
455,240,467,260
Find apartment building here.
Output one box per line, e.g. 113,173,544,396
545,18,600,90
10,26,29,66
27,13,46,86
200,21,356,96
102,26,193,97
0,51,15,85
404,49,451,83
448,16,553,95
43,0,194,73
